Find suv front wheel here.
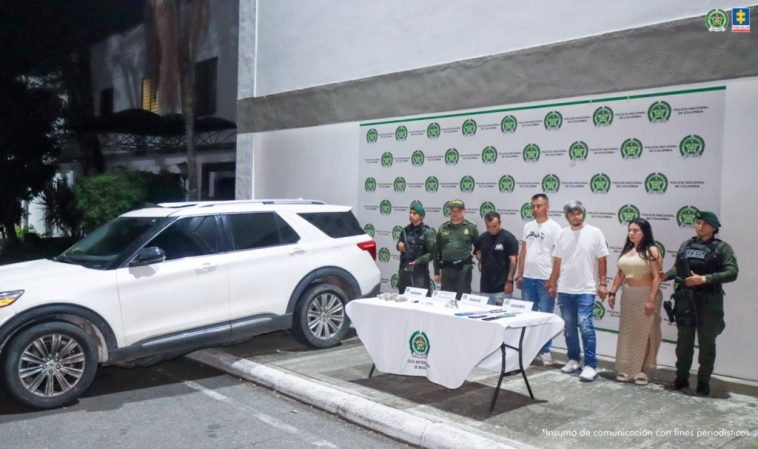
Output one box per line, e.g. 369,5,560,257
2,322,99,409
292,284,350,349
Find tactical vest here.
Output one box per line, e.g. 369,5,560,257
675,237,723,292
401,224,430,264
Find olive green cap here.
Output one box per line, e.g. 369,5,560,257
696,211,721,228
449,199,465,209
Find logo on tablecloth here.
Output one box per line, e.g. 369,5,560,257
409,331,430,358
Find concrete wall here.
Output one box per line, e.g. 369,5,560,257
244,0,754,97
236,4,758,382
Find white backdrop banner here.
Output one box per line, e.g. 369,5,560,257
357,85,726,363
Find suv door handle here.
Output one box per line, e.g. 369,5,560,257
289,248,306,256
196,262,217,274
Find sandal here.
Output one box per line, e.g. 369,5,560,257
633,372,649,385
616,372,631,382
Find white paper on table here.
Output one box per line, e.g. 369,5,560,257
404,287,428,298
460,293,489,307
501,298,534,313
430,289,456,305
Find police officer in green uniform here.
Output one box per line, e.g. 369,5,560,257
433,199,478,299
397,203,436,295
665,211,738,396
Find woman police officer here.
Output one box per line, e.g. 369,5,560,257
664,211,738,396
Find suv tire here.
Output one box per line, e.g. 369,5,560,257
3,322,98,409
292,284,350,349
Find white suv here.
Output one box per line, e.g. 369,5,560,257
0,200,380,409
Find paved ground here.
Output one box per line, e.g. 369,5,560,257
215,331,758,449
0,357,410,449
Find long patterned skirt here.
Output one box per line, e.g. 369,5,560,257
614,286,662,376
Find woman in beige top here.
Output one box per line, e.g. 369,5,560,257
608,218,663,385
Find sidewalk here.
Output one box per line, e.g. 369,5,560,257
190,331,758,449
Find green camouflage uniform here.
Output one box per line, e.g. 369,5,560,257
397,223,436,295
666,237,738,389
434,219,478,299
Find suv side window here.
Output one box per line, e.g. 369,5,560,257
298,212,364,238
146,215,221,261
228,212,299,251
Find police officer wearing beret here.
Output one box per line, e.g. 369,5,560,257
397,203,436,295
665,211,738,396
433,199,478,299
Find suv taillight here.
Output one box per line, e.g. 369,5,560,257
357,240,377,260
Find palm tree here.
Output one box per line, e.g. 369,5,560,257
145,0,208,200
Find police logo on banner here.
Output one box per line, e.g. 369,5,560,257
523,143,541,162
381,152,393,167
618,204,641,224
445,148,460,165
520,203,533,221
645,173,668,194
462,119,477,136
648,101,672,123
395,125,408,141
500,115,518,133
425,176,439,192
590,173,611,194
499,175,515,193
593,106,614,127
569,141,589,161
392,225,403,240
411,150,425,166
426,122,441,139
544,111,563,130
480,201,496,218
679,135,705,158
676,206,700,227
380,200,392,215
481,146,498,164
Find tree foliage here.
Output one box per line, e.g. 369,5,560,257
0,80,61,247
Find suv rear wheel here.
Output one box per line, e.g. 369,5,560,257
292,284,350,349
2,322,98,409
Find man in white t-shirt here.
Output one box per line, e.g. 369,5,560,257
546,200,609,382
516,193,562,365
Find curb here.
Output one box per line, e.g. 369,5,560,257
189,348,523,449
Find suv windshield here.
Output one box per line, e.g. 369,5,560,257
56,217,168,269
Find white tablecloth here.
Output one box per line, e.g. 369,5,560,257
346,298,565,389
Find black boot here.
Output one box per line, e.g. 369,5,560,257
673,377,690,390
696,382,710,396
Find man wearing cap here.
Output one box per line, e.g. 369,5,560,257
397,203,436,295
546,200,609,382
664,211,738,396
434,199,478,299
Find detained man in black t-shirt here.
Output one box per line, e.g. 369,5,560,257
474,212,520,305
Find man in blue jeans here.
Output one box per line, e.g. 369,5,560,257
516,194,562,365
545,200,609,382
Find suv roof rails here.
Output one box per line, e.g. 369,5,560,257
157,199,326,209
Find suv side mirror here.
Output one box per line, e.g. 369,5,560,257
130,246,166,267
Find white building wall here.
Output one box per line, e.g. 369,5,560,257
242,0,755,97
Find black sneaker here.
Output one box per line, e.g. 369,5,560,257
696,383,710,396
673,377,690,390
